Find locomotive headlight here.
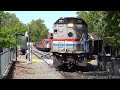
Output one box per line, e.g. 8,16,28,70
67,23,74,28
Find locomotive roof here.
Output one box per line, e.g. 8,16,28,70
54,17,87,25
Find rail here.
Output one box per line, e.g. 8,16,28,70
0,49,15,79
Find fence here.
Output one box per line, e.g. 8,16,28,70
0,49,15,78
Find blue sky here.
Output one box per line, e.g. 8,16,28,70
7,11,77,33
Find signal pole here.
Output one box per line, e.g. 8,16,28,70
28,27,32,63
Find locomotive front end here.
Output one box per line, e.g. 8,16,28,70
52,17,88,69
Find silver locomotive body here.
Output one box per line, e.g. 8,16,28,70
52,17,88,69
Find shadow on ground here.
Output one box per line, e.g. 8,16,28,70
56,63,98,72
4,61,16,79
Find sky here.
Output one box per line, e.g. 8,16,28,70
7,11,77,33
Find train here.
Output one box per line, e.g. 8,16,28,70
34,33,53,52
51,17,120,75
51,17,90,69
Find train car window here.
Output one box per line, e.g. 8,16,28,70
54,29,57,34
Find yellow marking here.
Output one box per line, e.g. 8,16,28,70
32,59,40,62
87,60,93,62
87,60,97,64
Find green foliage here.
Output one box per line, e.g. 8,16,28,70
0,11,48,49
76,11,120,50
27,19,49,42
0,11,27,48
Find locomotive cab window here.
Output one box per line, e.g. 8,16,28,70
54,29,57,34
77,20,82,24
59,19,64,24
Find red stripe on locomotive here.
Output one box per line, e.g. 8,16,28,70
53,38,81,41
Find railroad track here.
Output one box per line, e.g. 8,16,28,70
32,49,85,79
59,70,86,79
32,49,54,68
59,66,114,79
60,70,112,79
32,49,53,59
32,47,112,79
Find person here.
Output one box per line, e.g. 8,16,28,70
17,45,21,57
81,31,89,52
26,48,29,59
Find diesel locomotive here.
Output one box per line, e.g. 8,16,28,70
51,17,89,69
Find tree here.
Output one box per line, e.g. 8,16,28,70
0,12,49,49
27,19,49,42
0,11,27,48
76,11,120,51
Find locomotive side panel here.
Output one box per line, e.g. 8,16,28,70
53,24,68,52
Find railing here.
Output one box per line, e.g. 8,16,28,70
0,49,15,78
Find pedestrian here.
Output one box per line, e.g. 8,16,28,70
17,45,21,57
26,48,29,59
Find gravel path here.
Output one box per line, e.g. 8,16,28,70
13,61,63,79
13,48,63,79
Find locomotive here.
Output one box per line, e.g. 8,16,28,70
51,17,89,69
